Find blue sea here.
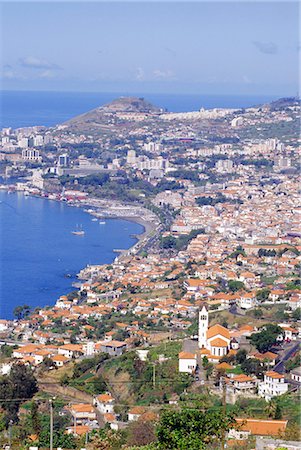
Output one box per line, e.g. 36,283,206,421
0,191,144,319
0,90,279,129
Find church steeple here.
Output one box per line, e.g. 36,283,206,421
198,303,208,348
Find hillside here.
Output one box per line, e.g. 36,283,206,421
63,96,163,134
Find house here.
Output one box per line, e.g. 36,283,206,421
13,344,41,359
52,354,69,367
0,320,9,332
94,393,115,414
290,366,301,384
288,294,301,311
128,406,146,421
178,352,197,374
225,374,258,395
239,292,257,309
251,351,278,367
58,344,84,359
66,425,92,437
258,371,289,401
279,325,299,341
228,418,287,440
98,340,127,357
69,404,96,424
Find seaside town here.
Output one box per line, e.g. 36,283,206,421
0,96,300,449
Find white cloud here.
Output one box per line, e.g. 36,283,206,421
153,69,175,79
19,56,62,70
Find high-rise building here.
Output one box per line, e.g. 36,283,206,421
33,135,44,147
126,150,136,165
58,153,70,167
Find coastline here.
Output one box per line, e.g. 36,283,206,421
0,186,159,318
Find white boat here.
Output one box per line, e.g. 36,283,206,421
71,224,85,235
91,218,98,222
99,220,106,225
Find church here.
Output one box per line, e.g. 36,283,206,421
198,304,234,362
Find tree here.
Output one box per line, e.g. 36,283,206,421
228,280,245,292
264,400,277,418
13,304,31,320
156,409,235,449
0,363,38,424
29,401,41,435
256,288,270,302
241,358,265,378
250,324,283,353
126,420,156,447
292,307,301,321
274,402,282,420
0,344,13,358
235,349,247,364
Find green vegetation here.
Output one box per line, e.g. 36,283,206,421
103,342,193,405
196,194,242,206
250,324,283,353
13,304,31,320
0,363,38,424
160,229,205,251
156,409,235,449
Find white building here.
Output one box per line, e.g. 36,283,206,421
239,292,257,309
178,351,197,374
94,393,115,414
33,135,44,147
22,149,41,161
198,304,231,361
126,149,136,165
215,159,234,173
18,137,29,148
231,117,243,127
143,142,163,153
258,371,289,401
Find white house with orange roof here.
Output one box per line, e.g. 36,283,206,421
238,292,257,309
178,351,197,374
69,403,96,424
258,371,289,401
94,393,115,414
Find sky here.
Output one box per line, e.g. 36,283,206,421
0,1,300,95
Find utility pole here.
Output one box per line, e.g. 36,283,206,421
74,414,77,435
152,363,156,388
8,420,13,449
221,377,227,450
49,398,54,450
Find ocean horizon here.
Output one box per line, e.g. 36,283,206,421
1,90,280,129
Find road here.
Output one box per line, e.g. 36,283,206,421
273,340,300,374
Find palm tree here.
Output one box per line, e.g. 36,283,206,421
264,399,277,418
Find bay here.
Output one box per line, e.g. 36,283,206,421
0,191,144,319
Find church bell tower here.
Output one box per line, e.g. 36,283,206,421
198,304,208,348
